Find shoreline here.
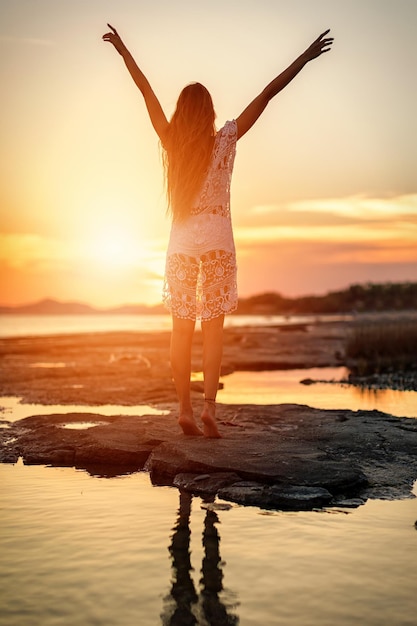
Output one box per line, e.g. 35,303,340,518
1,319,416,510
4,317,416,400
0,320,349,407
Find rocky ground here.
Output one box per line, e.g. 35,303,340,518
0,321,349,406
1,319,416,510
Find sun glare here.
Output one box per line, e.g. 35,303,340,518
87,229,139,268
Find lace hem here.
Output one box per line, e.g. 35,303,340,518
162,249,238,321
162,287,238,321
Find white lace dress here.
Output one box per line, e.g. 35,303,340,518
163,120,238,321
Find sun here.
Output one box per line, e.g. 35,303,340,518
86,227,139,269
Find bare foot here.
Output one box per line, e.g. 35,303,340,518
178,414,203,436
201,401,222,438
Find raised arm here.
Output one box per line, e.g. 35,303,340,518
102,24,169,143
235,29,334,140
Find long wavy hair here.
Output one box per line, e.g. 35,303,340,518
162,83,216,221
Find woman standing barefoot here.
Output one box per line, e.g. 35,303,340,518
102,24,333,437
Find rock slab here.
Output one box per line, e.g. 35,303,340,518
2,402,417,510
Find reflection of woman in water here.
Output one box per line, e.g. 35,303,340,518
102,25,333,438
161,491,238,625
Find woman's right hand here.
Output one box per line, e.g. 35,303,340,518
102,24,126,55
302,29,334,62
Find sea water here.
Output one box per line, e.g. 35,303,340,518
218,367,417,418
0,313,352,338
1,462,416,626
0,382,416,625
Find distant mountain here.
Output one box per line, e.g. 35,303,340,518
0,298,97,315
1,282,416,315
0,298,165,315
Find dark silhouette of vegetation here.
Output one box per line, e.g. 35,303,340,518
236,282,417,315
345,320,417,375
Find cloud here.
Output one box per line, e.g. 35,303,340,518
287,194,417,221
246,194,417,228
0,36,54,46
235,224,417,246
239,195,417,246
1,193,416,305
0,233,166,275
0,232,167,306
0,234,73,270
234,194,417,292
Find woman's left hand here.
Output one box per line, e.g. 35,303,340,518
102,23,127,55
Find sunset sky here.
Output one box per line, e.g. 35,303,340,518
1,0,416,308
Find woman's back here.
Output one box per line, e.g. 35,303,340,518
163,120,239,321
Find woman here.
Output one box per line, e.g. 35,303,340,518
102,24,333,438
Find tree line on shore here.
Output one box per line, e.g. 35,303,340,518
236,282,417,315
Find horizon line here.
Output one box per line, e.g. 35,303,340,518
1,280,416,311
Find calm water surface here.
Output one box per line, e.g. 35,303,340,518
219,368,417,418
0,313,352,337
1,382,416,625
1,314,416,624
1,365,415,424
1,462,416,626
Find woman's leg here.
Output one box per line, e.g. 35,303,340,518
200,314,224,438
170,315,202,435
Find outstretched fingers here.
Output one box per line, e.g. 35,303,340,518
305,29,334,60
318,28,331,39
318,28,334,52
107,23,118,35
102,24,125,54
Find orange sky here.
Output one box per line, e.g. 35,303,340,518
1,0,416,307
